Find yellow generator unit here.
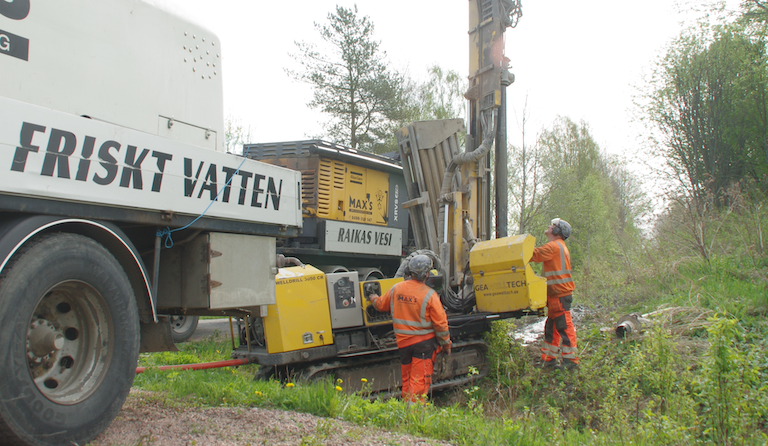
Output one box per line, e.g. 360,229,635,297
261,266,404,356
469,234,547,313
245,140,403,228
243,140,410,278
262,265,333,354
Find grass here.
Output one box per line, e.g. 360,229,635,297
131,252,768,445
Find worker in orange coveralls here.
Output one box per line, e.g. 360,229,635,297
366,255,451,401
530,218,579,370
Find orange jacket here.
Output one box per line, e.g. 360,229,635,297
370,279,450,349
531,239,574,298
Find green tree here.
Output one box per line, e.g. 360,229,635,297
288,5,413,153
225,115,253,155
414,65,465,121
536,118,616,276
641,11,768,260
509,95,546,235
647,27,768,203
522,117,646,298
741,0,768,21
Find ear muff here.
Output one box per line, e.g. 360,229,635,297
550,218,571,239
551,218,562,235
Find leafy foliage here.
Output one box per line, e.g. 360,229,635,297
640,6,768,262
287,5,414,153
413,65,466,121
645,26,768,203
224,115,253,155
510,116,648,302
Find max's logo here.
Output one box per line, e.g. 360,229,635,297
349,195,373,211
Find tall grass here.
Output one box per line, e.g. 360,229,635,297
132,245,767,445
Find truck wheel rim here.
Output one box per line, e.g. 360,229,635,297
171,315,195,333
26,281,112,405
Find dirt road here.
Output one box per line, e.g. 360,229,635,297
88,389,452,446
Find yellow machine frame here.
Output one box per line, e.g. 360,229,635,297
470,234,546,312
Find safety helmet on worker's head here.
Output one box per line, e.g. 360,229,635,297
550,218,572,239
408,255,432,282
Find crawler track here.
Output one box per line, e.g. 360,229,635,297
254,340,489,398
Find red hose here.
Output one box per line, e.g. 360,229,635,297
136,358,251,374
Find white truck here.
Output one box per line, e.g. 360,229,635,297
0,1,302,444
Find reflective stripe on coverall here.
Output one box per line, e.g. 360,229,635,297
370,279,450,401
531,239,578,365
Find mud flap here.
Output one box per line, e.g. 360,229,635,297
140,316,179,353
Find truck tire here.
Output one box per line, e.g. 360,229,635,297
0,233,140,446
170,315,199,343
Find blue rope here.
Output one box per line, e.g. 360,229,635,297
156,147,250,248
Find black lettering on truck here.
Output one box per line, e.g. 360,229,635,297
221,166,237,203
119,146,150,189
10,122,173,193
150,151,172,192
0,1,31,61
93,141,120,186
198,163,218,200
11,122,45,172
41,128,77,178
75,136,96,181
183,158,205,197
0,0,30,20
235,170,252,205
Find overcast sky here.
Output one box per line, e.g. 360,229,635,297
171,0,742,165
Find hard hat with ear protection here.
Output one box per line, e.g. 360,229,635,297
551,218,572,239
408,255,432,282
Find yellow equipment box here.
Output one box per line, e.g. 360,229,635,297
360,277,403,326
470,234,547,313
263,265,333,354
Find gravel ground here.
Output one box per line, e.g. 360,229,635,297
88,389,453,446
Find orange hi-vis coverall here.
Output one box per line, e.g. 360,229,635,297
531,239,578,366
370,279,451,401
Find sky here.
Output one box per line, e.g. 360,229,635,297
170,0,743,165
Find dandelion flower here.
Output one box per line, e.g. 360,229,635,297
255,391,263,396
361,378,368,383
336,378,343,384
286,383,294,388
335,386,343,392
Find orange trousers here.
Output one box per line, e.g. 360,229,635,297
399,338,438,402
541,295,579,365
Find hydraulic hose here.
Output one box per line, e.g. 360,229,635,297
396,249,474,313
135,358,252,374
438,110,497,200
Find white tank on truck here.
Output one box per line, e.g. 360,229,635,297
0,1,301,445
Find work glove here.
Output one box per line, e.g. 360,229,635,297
442,343,452,355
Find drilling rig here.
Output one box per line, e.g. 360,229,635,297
230,0,544,396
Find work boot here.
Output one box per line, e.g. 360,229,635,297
539,360,560,370
562,360,579,371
